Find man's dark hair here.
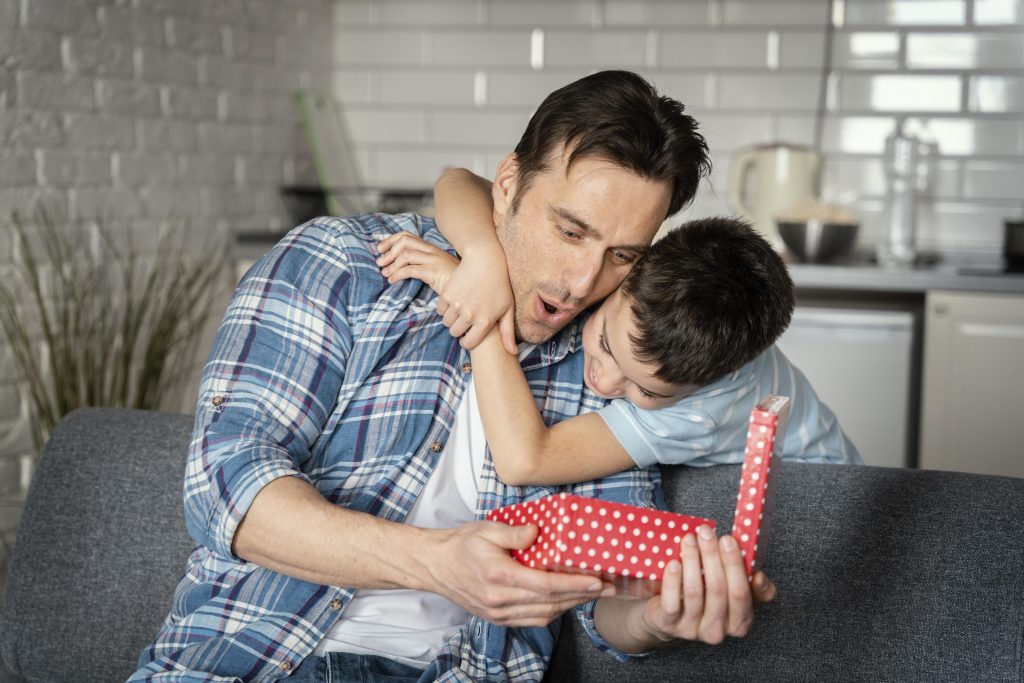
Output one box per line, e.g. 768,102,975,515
620,217,794,387
511,70,710,217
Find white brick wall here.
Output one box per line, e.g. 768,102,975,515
0,0,334,492
331,0,1024,251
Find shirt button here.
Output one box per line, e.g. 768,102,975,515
279,661,293,672
431,442,442,453
211,395,224,406
329,598,343,609
461,362,472,374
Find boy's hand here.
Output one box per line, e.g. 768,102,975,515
378,232,516,353
378,231,458,296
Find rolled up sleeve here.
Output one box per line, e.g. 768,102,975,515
183,221,353,560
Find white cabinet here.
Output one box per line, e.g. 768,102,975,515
777,306,916,468
920,291,1024,477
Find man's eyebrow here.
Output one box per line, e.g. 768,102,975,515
602,317,670,400
550,206,649,255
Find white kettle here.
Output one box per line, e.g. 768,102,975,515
728,143,823,247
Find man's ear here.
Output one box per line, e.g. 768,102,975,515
492,153,520,221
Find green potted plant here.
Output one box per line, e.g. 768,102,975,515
0,209,226,455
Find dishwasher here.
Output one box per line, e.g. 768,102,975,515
776,304,918,468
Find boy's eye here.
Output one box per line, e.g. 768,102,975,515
598,333,611,355
637,387,657,401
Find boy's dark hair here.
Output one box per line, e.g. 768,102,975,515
620,217,794,387
511,70,710,217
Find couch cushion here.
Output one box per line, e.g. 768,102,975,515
547,462,1024,681
0,408,195,682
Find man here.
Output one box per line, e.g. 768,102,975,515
132,70,774,683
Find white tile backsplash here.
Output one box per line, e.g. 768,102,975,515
489,1,597,27
334,30,426,65
722,1,830,27
832,32,901,69
974,0,1024,25
661,31,770,68
486,69,592,106
844,0,967,26
719,73,821,110
906,33,1024,69
544,30,650,67
963,160,1024,199
969,75,1024,113
379,0,482,26
431,30,533,66
841,74,962,112
427,109,530,147
378,70,478,106
604,0,709,27
330,0,1024,258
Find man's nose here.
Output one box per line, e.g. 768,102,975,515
564,253,604,302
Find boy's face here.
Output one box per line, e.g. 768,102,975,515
581,289,695,410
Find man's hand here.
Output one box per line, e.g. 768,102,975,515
423,520,613,627
377,232,516,354
595,526,776,651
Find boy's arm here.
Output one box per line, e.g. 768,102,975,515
471,329,636,486
379,167,515,353
378,234,636,487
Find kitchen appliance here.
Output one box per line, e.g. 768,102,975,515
776,305,917,468
877,123,938,268
729,143,823,248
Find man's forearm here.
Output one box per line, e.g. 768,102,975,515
232,476,441,591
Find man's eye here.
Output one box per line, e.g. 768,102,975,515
610,250,635,265
558,226,581,240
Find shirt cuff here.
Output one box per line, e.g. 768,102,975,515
575,600,651,662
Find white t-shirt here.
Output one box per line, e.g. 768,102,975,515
314,375,487,666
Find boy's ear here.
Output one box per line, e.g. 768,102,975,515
492,154,520,221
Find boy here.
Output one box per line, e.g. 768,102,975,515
377,170,860,485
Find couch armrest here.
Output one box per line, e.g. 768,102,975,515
0,408,195,682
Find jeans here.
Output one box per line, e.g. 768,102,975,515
288,652,424,683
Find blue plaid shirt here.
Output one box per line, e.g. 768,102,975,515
132,213,660,682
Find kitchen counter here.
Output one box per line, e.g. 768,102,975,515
788,253,1024,295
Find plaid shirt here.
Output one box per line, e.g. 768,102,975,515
132,213,660,683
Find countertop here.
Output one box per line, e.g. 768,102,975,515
788,252,1024,295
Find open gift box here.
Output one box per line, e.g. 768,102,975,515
487,395,791,596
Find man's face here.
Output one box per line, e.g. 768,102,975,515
491,151,672,344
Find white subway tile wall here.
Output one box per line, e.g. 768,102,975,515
331,0,1023,252
0,1,334,478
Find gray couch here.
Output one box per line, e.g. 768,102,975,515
1,408,1022,682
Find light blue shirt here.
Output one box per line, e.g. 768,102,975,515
599,345,862,468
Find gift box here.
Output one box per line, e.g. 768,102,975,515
486,493,714,597
731,394,791,579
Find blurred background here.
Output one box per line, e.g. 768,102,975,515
1,0,1023,590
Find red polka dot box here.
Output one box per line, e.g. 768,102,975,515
487,394,792,596
732,394,791,580
486,493,714,597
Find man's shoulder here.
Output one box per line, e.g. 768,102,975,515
297,212,442,253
